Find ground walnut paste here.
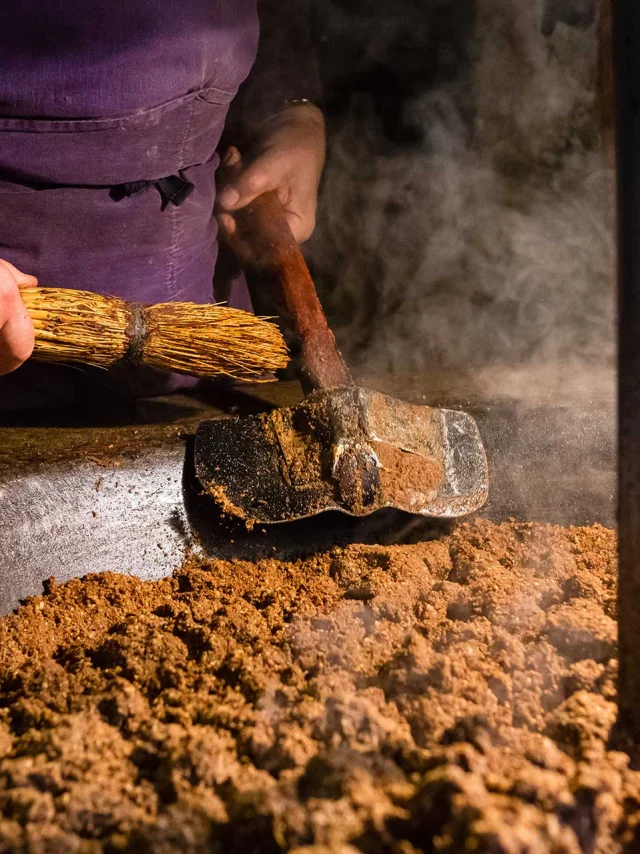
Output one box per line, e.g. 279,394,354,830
0,521,635,853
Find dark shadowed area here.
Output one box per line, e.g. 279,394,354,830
307,0,613,379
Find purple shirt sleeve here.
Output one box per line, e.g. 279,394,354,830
226,0,323,139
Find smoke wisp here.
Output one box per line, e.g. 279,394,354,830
308,0,614,381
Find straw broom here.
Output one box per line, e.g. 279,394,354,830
21,287,289,381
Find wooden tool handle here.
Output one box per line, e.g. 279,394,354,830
232,192,352,392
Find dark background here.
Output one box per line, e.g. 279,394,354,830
301,0,612,379
314,0,477,150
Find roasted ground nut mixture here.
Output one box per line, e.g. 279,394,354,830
0,521,635,853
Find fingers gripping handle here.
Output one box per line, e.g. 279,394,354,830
232,192,352,392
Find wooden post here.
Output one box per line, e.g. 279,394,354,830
613,0,640,732
598,0,614,156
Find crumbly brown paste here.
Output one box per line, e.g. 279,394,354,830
0,521,635,853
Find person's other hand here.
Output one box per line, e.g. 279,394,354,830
217,104,325,244
0,259,37,375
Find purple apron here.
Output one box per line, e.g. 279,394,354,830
0,0,258,406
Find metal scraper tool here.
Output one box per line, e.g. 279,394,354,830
194,192,488,525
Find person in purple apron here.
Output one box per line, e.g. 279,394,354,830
0,0,324,406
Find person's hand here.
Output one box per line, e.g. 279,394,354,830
217,104,325,244
0,259,37,375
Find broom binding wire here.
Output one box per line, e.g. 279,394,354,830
125,302,149,365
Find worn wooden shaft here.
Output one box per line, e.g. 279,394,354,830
612,0,640,731
232,192,352,393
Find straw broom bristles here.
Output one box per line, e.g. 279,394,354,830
23,288,131,368
21,287,289,381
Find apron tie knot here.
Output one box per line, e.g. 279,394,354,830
110,171,195,210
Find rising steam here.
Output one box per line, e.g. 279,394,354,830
308,0,614,381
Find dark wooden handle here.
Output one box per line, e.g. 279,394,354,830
231,191,352,392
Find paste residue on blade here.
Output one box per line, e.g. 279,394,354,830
375,440,444,506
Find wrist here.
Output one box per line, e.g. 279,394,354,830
250,103,325,141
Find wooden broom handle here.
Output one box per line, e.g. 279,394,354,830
232,191,352,392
